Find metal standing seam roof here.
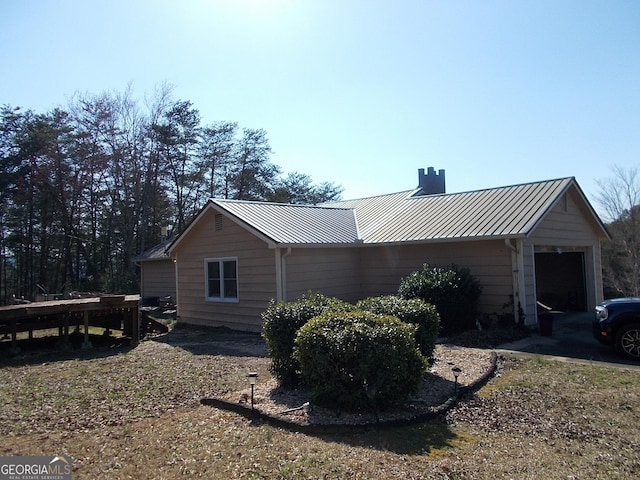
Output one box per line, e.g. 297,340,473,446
211,199,360,245
168,177,598,252
324,177,576,244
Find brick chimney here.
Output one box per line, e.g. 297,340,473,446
418,167,445,195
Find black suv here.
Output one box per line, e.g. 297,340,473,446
593,297,640,360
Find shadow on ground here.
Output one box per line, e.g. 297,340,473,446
0,323,268,367
316,417,460,455
0,333,134,366
496,311,640,368
154,324,268,357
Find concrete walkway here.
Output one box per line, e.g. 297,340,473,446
495,311,640,370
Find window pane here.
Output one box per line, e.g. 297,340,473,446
223,260,236,279
208,262,220,279
208,262,221,297
223,260,237,298
224,280,237,298
209,279,221,297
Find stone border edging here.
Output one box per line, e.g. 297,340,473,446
200,351,498,434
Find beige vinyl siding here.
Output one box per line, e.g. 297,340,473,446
284,247,362,303
359,240,514,316
140,260,176,300
173,208,276,331
524,188,605,313
527,188,603,245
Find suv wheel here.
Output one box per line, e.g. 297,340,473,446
615,323,640,360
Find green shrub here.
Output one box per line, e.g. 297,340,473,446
356,295,440,361
398,263,482,336
261,292,354,386
294,310,426,412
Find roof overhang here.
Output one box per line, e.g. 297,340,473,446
268,239,365,249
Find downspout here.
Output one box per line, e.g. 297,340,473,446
172,254,179,323
275,247,292,302
516,238,527,322
590,244,600,308
504,239,526,324
134,260,143,297
281,247,291,302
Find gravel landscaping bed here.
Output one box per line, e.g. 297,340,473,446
216,344,497,427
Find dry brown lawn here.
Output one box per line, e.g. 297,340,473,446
1,326,639,479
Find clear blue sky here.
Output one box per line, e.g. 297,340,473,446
2,0,639,211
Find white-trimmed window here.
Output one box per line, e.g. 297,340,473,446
205,257,238,302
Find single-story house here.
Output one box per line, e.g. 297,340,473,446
133,236,176,302
163,168,609,332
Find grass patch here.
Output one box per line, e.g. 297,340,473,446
446,325,529,348
446,357,640,478
1,326,639,479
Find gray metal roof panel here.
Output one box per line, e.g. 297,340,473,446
325,178,575,243
212,199,359,245
132,236,174,262
323,190,419,239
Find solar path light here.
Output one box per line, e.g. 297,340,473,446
246,372,258,409
452,367,461,394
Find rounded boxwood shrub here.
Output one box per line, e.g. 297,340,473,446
398,263,482,336
294,310,426,412
261,292,354,386
356,295,440,362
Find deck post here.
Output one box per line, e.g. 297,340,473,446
132,307,140,346
10,319,20,354
82,310,92,349
59,314,71,350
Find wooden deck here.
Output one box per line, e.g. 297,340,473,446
0,295,140,352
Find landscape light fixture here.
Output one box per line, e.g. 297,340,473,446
246,372,258,409
452,367,461,394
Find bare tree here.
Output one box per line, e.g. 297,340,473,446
596,165,640,296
